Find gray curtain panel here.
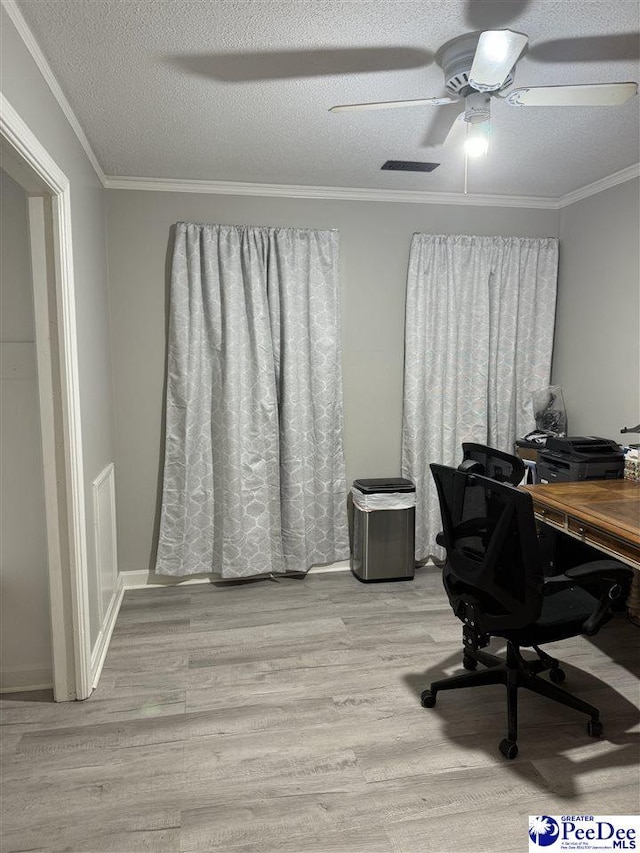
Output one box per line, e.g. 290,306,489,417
156,223,349,578
401,234,559,560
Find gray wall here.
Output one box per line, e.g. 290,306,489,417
0,169,52,690
552,178,640,439
105,189,558,575
1,8,116,648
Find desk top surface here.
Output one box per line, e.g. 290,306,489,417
523,480,640,545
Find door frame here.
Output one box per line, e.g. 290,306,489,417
1,93,92,700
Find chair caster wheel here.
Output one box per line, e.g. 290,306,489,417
462,654,477,671
587,719,603,738
421,690,436,708
499,738,518,759
549,667,565,684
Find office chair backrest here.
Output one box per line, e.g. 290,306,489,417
460,442,525,486
430,463,543,634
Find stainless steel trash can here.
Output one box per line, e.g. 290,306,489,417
351,478,415,582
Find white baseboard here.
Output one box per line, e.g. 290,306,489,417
119,560,352,590
89,572,125,690
0,664,53,693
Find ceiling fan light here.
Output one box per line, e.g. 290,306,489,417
464,131,489,157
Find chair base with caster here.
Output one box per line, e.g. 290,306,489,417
421,640,602,759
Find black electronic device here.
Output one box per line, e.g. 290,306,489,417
538,436,623,483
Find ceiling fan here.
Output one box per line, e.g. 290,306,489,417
329,30,638,157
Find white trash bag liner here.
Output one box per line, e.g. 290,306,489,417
351,487,416,512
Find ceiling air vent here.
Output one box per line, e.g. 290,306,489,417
381,160,440,172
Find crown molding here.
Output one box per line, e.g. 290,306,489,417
104,165,640,208
1,0,105,184
558,163,640,208
103,175,561,209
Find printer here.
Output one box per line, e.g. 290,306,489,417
537,436,624,483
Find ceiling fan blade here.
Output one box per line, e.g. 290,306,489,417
422,102,469,147
329,96,458,113
441,113,467,148
505,82,638,107
469,29,528,92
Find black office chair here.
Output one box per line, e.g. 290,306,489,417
459,442,526,485
423,464,633,759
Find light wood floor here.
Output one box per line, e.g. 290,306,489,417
2,567,639,853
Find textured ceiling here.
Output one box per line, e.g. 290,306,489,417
16,0,640,198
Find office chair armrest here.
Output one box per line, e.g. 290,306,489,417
564,560,634,584
566,560,633,636
541,560,633,598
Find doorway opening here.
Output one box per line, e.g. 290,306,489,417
1,96,91,700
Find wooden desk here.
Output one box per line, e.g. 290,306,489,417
523,480,640,622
